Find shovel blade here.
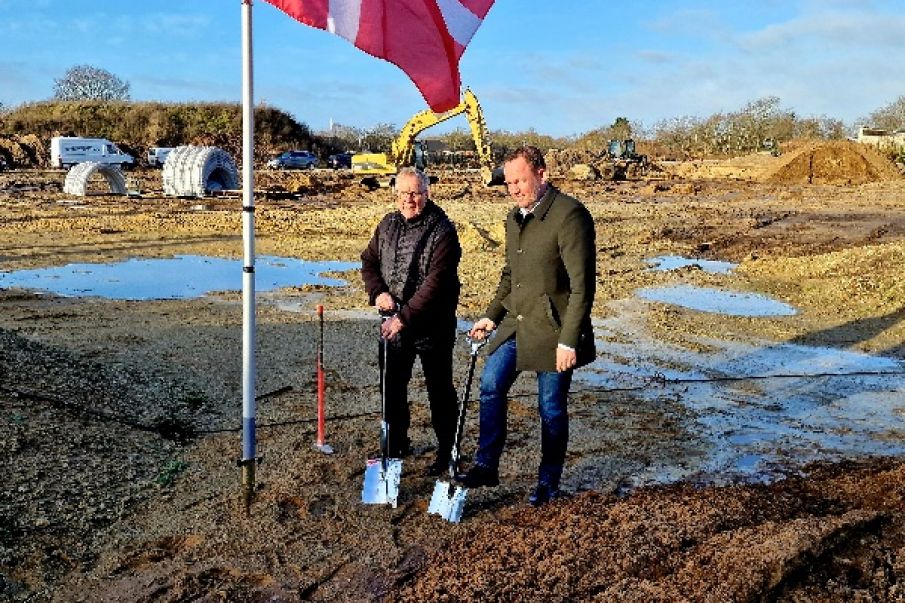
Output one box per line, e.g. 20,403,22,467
427,479,468,523
361,458,403,507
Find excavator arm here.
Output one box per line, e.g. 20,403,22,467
461,89,500,186
391,101,467,168
354,88,500,187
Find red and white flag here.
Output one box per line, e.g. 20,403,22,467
264,0,495,112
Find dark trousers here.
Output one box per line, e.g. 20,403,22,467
379,337,458,458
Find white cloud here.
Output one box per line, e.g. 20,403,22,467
142,13,212,37
637,50,675,65
740,11,905,50
647,9,724,36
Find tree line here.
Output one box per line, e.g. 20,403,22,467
3,64,904,163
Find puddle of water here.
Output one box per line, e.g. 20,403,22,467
637,284,797,316
573,304,905,490
0,255,360,300
646,255,736,274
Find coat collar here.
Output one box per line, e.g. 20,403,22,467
510,185,558,223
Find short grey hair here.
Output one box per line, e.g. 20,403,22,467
395,166,429,192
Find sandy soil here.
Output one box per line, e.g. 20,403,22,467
2,144,905,601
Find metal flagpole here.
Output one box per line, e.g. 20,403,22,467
239,0,258,512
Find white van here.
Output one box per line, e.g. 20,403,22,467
147,146,174,167
50,136,134,169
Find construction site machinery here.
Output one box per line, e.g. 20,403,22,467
601,138,648,180
352,88,501,190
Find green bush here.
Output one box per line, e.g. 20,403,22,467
0,100,338,166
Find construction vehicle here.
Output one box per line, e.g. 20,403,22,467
599,138,648,180
352,88,501,190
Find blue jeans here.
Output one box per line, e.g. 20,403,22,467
474,337,573,488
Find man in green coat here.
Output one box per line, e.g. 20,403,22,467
458,145,596,506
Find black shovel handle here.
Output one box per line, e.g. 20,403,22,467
377,312,391,471
448,338,486,478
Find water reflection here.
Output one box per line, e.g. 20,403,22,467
646,255,736,274
0,255,360,300
637,284,797,316
576,306,905,491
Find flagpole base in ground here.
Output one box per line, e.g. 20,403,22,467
240,459,256,514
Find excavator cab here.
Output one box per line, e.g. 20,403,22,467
413,141,428,171
624,139,637,157
603,138,648,181
607,139,625,159
607,139,639,160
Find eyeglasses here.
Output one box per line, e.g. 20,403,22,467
396,190,425,199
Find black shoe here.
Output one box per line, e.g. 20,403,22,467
455,464,500,488
528,483,562,507
426,456,452,477
371,445,412,460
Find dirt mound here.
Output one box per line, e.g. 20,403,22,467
763,140,901,185
545,148,599,176
457,220,503,252
398,459,905,601
665,153,780,181
0,134,45,168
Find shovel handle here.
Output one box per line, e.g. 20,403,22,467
379,324,390,465
448,336,486,475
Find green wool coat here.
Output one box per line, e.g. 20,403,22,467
484,185,597,371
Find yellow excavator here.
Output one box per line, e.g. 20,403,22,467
352,88,501,190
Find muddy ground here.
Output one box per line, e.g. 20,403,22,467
2,143,905,601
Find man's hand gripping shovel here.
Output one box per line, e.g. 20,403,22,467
428,335,487,523
361,308,403,507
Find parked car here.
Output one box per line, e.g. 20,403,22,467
327,151,353,169
267,150,318,169
147,146,174,168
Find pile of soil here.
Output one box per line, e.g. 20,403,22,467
0,134,45,169
663,153,779,181
400,459,905,601
764,140,901,185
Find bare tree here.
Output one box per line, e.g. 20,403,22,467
53,65,131,101
326,122,365,151
862,96,905,132
360,122,397,153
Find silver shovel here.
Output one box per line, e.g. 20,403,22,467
362,312,403,507
428,337,485,522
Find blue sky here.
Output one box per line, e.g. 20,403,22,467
1,0,903,137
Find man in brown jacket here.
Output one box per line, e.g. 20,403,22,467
360,167,462,476
458,146,596,506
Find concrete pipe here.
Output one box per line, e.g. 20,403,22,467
63,161,128,196
162,145,239,198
